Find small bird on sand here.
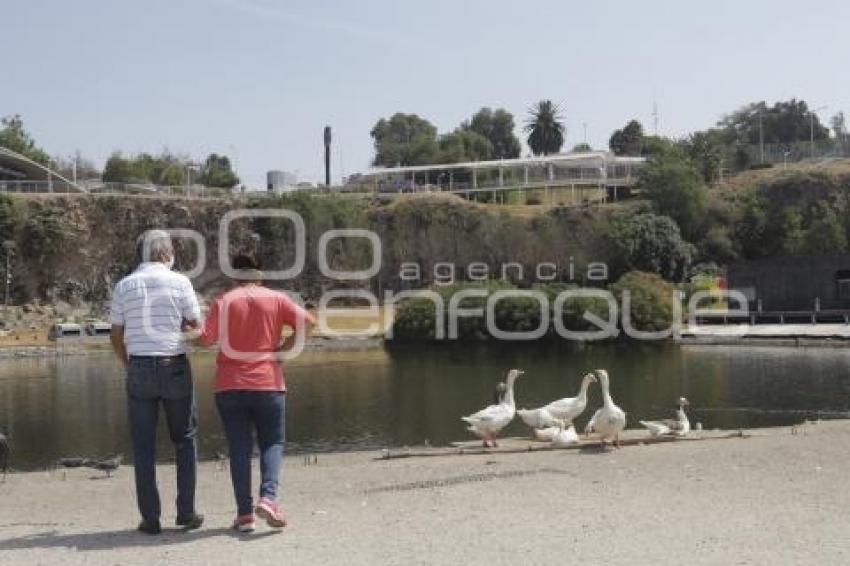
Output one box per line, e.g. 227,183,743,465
89,455,122,478
639,397,691,437
56,457,93,468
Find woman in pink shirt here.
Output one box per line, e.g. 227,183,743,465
198,254,314,532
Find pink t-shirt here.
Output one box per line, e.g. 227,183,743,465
199,286,313,392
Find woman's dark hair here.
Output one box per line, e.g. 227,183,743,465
232,253,262,271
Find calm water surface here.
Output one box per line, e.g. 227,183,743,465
2,343,850,469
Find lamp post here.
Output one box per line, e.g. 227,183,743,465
810,105,828,160
2,241,15,308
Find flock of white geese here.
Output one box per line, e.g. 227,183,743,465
461,369,691,449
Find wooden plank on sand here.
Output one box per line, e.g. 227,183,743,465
375,429,748,461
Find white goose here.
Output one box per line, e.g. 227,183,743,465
461,369,524,447
550,419,579,448
531,424,560,442
584,369,626,447
518,372,597,430
640,397,691,437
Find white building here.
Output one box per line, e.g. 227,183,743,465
266,170,298,193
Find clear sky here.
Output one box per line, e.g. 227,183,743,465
3,0,848,187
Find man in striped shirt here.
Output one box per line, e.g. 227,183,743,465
110,230,203,535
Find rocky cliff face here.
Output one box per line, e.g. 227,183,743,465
0,195,247,311
0,192,616,314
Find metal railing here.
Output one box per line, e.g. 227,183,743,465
0,180,234,199
730,139,850,167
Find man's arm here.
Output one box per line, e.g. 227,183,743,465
110,325,128,368
108,281,127,367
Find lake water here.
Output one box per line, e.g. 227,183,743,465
2,343,850,470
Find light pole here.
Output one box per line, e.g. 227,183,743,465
810,105,828,160
747,108,765,164
2,241,15,308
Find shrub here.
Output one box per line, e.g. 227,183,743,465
609,213,695,281
610,271,678,332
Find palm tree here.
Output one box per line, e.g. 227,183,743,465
524,100,565,156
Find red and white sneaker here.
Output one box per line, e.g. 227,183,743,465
232,514,256,533
255,498,287,529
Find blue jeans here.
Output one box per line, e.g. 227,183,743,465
126,355,198,522
215,390,285,517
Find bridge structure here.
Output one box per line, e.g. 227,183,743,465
0,147,86,193
343,151,647,205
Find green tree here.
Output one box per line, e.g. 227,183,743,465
610,213,695,281
640,135,677,158
463,108,521,159
370,113,439,167
102,151,187,185
102,152,133,182
524,100,564,156
718,99,829,145
437,130,493,163
637,150,706,240
681,131,723,183
609,120,644,156
199,153,240,188
802,203,847,254
0,115,50,165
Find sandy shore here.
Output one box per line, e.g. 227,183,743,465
1,421,849,565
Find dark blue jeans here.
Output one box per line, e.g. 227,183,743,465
215,390,285,517
126,355,198,522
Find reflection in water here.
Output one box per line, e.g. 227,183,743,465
1,344,850,469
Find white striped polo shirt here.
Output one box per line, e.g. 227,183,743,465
109,262,201,356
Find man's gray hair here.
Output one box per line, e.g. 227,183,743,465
136,230,174,263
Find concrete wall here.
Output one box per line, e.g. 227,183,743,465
728,255,850,311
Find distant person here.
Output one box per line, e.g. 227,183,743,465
109,230,203,535
196,253,314,533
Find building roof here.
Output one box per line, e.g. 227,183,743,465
361,151,645,177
